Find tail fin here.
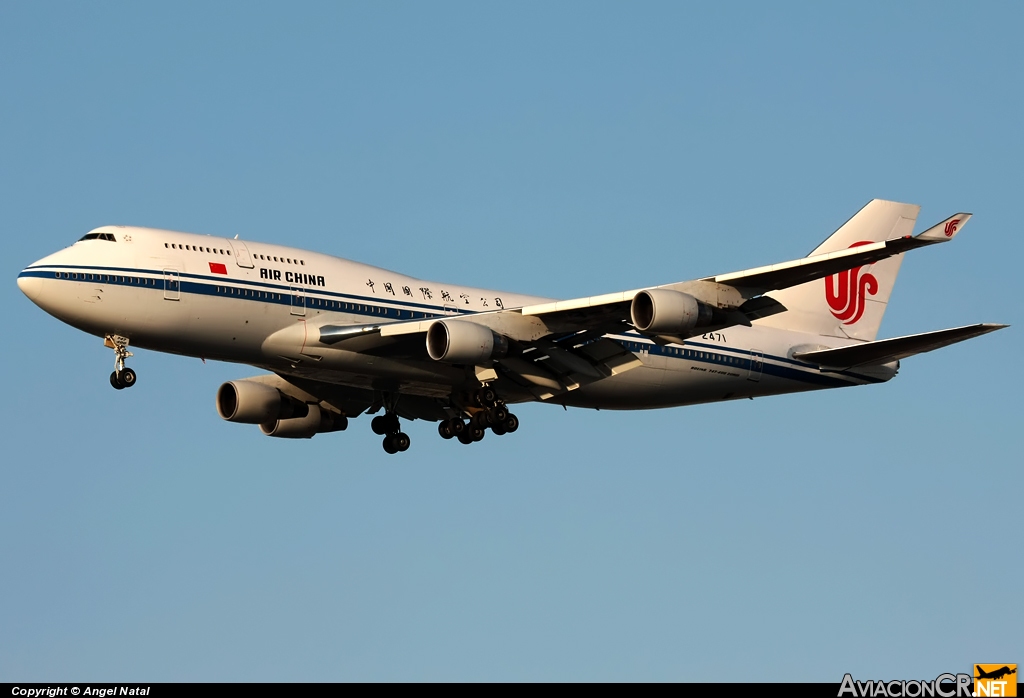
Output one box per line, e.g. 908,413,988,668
756,199,920,341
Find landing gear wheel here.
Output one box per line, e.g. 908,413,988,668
491,423,507,436
395,432,411,452
488,404,508,424
470,426,486,442
119,367,137,388
504,414,519,433
371,415,389,435
457,431,475,445
476,386,497,407
471,411,491,428
449,418,466,435
438,421,454,439
382,435,398,454
105,334,134,391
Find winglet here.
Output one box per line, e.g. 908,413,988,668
915,213,971,243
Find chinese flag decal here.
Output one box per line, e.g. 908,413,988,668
209,262,228,275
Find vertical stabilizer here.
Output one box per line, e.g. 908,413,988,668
756,199,920,341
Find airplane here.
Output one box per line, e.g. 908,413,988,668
16,199,1007,454
975,666,1016,681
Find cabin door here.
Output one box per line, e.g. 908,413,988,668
290,287,306,316
747,350,763,382
163,269,181,301
229,240,254,269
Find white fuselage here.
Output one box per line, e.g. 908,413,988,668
17,226,894,413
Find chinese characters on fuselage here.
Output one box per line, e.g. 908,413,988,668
260,268,505,308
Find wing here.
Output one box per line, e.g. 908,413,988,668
518,212,970,333
313,318,643,401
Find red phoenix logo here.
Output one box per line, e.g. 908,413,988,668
944,219,960,237
825,241,878,325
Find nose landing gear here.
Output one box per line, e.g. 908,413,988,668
105,335,137,390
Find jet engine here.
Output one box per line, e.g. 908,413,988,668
216,380,309,424
630,289,714,334
426,319,509,363
259,404,348,439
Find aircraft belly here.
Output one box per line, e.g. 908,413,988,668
558,355,814,410
559,363,720,409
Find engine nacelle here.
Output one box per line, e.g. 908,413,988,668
216,380,308,424
426,319,509,363
259,404,348,439
630,289,714,334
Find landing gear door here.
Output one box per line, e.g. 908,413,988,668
747,350,763,382
229,240,254,269
290,287,306,316
163,269,181,301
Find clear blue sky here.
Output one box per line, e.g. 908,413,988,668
1,1,1020,681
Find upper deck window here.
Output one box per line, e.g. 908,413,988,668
78,232,116,242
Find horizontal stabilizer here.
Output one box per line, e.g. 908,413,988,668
793,323,1007,369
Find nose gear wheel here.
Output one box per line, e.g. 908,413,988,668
105,334,137,389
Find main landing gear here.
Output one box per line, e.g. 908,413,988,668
371,412,411,454
437,387,519,446
106,334,137,390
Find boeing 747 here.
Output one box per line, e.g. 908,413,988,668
17,200,1006,453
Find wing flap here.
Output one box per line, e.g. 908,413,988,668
793,323,1006,369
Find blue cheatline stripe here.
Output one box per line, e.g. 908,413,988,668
21,264,475,315
20,265,468,320
20,266,883,388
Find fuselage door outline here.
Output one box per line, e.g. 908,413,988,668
748,350,763,382
229,240,255,269
290,286,305,316
163,268,181,301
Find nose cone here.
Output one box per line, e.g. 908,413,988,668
18,271,43,303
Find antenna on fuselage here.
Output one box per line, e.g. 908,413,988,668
234,234,239,239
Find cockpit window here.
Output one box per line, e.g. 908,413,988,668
78,232,117,242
